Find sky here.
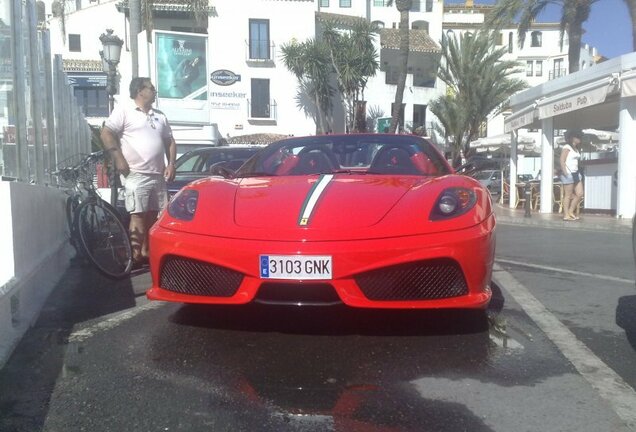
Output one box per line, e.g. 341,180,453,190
455,0,633,59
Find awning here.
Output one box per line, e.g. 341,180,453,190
470,133,537,153
503,103,536,133
537,77,613,120
621,70,636,97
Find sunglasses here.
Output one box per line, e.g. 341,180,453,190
147,113,156,129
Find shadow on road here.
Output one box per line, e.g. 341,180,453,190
0,262,145,432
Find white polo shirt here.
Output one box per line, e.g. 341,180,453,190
105,102,173,175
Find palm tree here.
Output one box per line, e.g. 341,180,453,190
386,0,412,133
430,31,527,166
322,20,379,132
486,0,597,74
625,0,636,51
282,19,379,134
281,39,334,134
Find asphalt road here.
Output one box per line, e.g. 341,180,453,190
0,223,634,432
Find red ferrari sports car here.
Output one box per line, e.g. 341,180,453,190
147,134,495,309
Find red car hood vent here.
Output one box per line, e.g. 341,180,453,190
234,175,422,229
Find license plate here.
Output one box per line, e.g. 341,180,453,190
259,255,332,280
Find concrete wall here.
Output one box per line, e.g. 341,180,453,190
0,181,73,368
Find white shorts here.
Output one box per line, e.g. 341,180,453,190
122,172,168,214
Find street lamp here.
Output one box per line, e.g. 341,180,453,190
99,29,123,114
99,29,123,208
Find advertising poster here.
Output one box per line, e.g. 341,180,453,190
155,32,207,100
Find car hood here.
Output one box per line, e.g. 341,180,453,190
162,174,492,241
233,175,420,229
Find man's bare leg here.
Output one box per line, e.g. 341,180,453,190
141,211,158,259
129,213,146,262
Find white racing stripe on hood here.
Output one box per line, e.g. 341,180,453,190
298,174,334,226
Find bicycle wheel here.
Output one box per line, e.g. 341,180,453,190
74,200,133,278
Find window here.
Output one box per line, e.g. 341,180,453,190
69,34,81,52
526,61,533,77
250,79,270,118
412,20,429,32
508,32,513,54
552,58,565,79
413,104,427,131
531,31,542,47
373,0,389,5
425,0,433,12
535,60,543,77
496,32,503,46
410,0,420,12
385,66,399,85
73,87,108,117
249,19,270,60
413,68,435,87
320,0,329,6
340,0,351,7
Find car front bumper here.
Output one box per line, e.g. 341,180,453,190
147,214,495,309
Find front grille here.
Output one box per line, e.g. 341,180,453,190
254,283,342,306
354,258,468,301
160,256,243,297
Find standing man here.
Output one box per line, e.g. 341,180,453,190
101,77,177,267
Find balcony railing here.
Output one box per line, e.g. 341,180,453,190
245,40,276,64
247,99,277,121
549,68,568,80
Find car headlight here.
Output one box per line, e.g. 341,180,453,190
168,189,198,221
430,188,476,221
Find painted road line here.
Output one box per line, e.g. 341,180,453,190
496,258,634,285
68,302,166,343
494,265,636,431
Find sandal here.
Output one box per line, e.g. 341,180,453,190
563,215,575,221
132,256,149,269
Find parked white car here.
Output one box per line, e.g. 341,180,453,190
474,170,502,195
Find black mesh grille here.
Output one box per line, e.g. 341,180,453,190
254,283,342,306
354,258,468,301
160,256,243,297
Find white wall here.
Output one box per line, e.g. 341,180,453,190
208,0,317,137
0,182,73,368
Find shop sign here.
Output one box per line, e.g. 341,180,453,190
210,69,241,86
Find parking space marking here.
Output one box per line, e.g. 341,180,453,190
494,265,636,431
497,258,634,285
68,302,166,343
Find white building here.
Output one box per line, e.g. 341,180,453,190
43,0,603,155
44,0,447,148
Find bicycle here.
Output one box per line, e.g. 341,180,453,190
54,151,133,278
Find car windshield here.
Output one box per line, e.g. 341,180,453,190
474,171,496,180
175,147,260,174
235,135,451,177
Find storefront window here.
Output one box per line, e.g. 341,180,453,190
0,0,14,178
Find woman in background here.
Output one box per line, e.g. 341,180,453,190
559,129,584,221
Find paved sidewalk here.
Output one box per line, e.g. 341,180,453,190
494,204,633,234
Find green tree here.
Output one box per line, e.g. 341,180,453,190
321,20,379,132
430,31,527,166
386,0,412,133
485,0,597,74
280,38,334,134
282,19,379,134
